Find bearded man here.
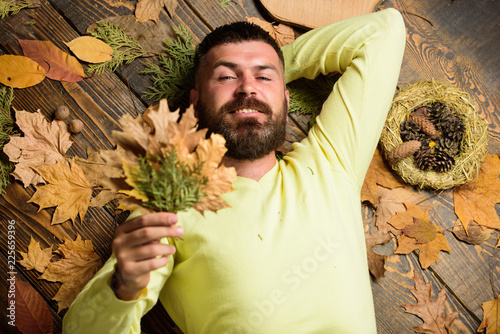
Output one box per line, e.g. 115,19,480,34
64,8,405,334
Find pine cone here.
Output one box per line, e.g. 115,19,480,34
435,137,460,157
410,113,442,139
428,102,450,122
387,140,422,163
415,147,436,171
441,116,466,142
434,151,455,173
413,106,428,116
400,120,428,143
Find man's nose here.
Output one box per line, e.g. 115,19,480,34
237,74,256,96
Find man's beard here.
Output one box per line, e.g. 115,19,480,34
196,96,287,161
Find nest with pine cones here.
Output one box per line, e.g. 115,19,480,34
380,80,489,189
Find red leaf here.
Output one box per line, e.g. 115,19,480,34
19,39,85,82
10,278,53,334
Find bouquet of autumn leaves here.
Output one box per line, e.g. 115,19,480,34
101,99,236,215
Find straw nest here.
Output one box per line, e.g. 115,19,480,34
380,79,489,189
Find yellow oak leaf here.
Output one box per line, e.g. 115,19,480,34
389,203,450,269
18,236,52,273
65,36,113,63
38,235,102,312
402,270,460,333
477,294,500,333
453,154,500,232
28,159,93,225
3,109,73,187
0,55,46,88
361,147,406,206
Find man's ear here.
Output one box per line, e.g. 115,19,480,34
190,89,199,117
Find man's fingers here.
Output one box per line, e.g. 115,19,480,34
118,212,179,234
121,243,176,263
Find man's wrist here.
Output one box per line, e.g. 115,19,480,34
110,270,140,301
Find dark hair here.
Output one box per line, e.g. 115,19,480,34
193,21,284,82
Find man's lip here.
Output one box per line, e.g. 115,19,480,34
229,108,262,114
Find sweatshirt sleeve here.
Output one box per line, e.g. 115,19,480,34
282,9,406,186
62,239,174,334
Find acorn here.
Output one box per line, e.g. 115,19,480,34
69,119,84,133
55,105,70,120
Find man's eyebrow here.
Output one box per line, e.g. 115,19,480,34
212,61,279,73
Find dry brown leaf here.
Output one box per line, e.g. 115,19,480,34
3,109,73,187
39,235,102,312
453,154,500,232
0,55,46,88
19,39,85,82
246,17,295,47
402,270,460,333
101,99,236,214
478,294,500,334
18,236,52,273
11,278,53,334
65,36,113,63
365,230,392,280
361,147,406,205
452,221,494,245
87,15,176,55
29,159,93,225
403,217,438,244
136,0,178,23
375,186,432,233
390,203,450,269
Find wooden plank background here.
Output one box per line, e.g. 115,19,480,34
1,0,499,333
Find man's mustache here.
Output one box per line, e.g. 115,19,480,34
219,97,272,115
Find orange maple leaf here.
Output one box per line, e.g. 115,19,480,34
29,159,93,225
18,236,52,273
361,147,406,205
38,235,102,312
3,109,72,186
402,270,460,333
246,17,295,47
477,294,500,334
389,202,450,269
453,154,500,232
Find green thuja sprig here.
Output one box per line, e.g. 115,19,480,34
88,23,148,74
142,24,195,107
0,0,33,19
0,86,17,193
133,149,208,213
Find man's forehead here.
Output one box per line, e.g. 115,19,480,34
206,41,282,66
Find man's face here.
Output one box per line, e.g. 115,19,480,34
190,41,289,161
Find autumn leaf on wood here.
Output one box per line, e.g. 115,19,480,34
10,278,53,334
453,154,500,232
478,294,500,334
74,147,124,207
29,159,93,225
65,36,113,63
0,55,46,88
39,235,102,312
101,99,236,214
19,39,85,82
375,186,432,234
361,147,406,206
365,230,392,280
452,221,494,245
390,202,450,269
246,17,295,47
402,270,460,334
87,15,176,55
18,236,52,273
3,109,73,187
136,0,178,23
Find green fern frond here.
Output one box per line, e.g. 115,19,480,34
88,23,147,74
142,24,195,106
0,0,33,19
0,86,16,193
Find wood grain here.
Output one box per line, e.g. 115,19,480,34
259,0,380,29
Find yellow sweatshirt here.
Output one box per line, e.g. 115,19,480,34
63,8,405,334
